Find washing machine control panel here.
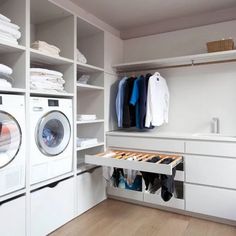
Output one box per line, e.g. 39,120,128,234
48,99,59,107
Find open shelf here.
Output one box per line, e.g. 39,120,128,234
0,41,25,54
30,49,74,66
76,142,105,151
76,119,104,124
0,87,25,94
76,83,104,91
30,90,74,98
77,62,104,73
113,50,236,72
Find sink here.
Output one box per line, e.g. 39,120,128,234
192,133,236,138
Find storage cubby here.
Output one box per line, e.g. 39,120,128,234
0,0,26,46
77,17,104,68
0,51,26,89
30,0,74,60
77,71,104,88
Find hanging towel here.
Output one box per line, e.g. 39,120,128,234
0,64,13,75
0,14,11,23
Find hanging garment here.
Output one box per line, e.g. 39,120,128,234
111,168,124,187
145,72,169,127
116,76,128,128
123,77,136,128
123,156,138,187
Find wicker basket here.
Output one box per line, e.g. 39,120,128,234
207,39,234,53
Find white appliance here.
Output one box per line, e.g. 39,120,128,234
0,94,25,196
30,97,73,184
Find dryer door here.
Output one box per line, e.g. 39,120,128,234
0,111,22,168
36,111,71,156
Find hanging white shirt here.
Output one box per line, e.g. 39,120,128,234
145,72,169,127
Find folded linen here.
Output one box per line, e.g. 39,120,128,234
0,64,13,75
0,19,20,30
77,74,90,84
76,138,98,147
77,114,97,121
0,79,12,88
0,32,18,45
30,81,64,89
0,73,14,84
31,40,61,56
30,68,63,78
0,22,21,39
77,49,87,64
31,75,65,84
0,14,11,23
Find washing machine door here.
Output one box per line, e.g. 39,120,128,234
0,111,22,168
36,111,71,156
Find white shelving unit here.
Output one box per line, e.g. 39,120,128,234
76,83,104,91
76,119,104,124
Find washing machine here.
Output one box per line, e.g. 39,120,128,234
0,94,25,196
30,97,73,184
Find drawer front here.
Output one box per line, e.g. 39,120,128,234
185,183,236,221
85,150,182,175
77,167,106,215
185,155,236,189
31,178,74,236
144,193,184,210
185,141,236,157
0,196,26,236
107,135,185,153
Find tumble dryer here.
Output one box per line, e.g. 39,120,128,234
30,97,73,184
0,94,25,196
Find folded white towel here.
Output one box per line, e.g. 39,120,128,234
0,64,13,75
77,49,87,64
0,34,18,45
0,73,14,84
30,81,64,89
0,14,11,23
0,19,20,30
31,75,65,84
0,79,12,88
77,114,97,121
0,22,21,39
30,68,63,78
31,40,61,56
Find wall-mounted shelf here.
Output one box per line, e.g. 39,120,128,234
30,49,74,66
0,41,25,54
76,119,104,124
76,83,104,91
113,50,236,72
76,142,105,151
30,90,74,98
0,88,26,94
77,62,104,73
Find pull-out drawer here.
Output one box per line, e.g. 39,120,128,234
85,150,182,175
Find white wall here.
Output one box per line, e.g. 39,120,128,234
120,20,236,135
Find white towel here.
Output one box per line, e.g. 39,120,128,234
0,79,12,88
0,19,20,30
30,68,63,78
0,33,18,45
77,49,87,64
31,75,65,84
0,14,11,23
0,22,21,39
30,81,64,89
77,114,97,121
0,64,13,75
31,40,61,56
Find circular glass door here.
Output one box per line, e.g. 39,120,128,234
0,111,22,168
36,111,71,156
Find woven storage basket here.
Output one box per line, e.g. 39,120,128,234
207,39,234,53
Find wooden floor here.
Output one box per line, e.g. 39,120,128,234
50,199,236,236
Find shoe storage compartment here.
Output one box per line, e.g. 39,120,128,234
85,150,182,175
0,195,26,236
31,177,74,236
77,167,106,215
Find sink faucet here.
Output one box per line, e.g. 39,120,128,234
212,117,220,134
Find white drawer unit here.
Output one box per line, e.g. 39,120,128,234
185,141,236,157
107,135,185,153
185,183,236,221
0,195,26,236
85,150,183,175
185,155,236,189
77,167,106,216
31,178,74,236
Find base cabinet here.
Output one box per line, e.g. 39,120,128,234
0,196,26,236
185,183,236,221
77,167,106,215
31,178,74,236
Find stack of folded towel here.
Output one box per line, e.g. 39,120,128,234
77,114,97,121
30,68,65,92
76,137,98,147
31,41,61,57
0,64,14,88
77,49,87,64
0,13,21,45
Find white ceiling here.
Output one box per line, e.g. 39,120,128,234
72,0,236,39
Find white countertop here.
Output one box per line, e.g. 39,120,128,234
106,130,236,142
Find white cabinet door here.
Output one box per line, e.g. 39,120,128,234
77,167,106,215
31,178,74,236
0,196,26,236
185,183,236,221
185,155,236,189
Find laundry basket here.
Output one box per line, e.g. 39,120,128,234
207,39,234,53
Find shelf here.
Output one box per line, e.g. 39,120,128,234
30,49,74,65
76,119,104,124
30,90,74,98
77,62,104,73
113,50,236,72
0,41,25,54
76,83,104,91
30,172,74,191
0,88,25,94
76,142,105,151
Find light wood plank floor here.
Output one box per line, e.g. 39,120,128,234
50,199,236,236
